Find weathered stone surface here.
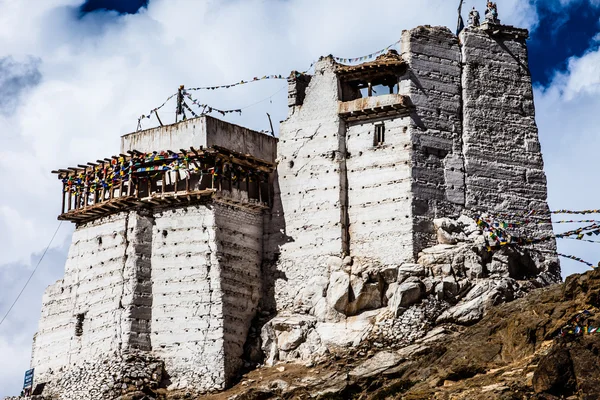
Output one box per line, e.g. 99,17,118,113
349,351,403,378
326,271,350,313
389,282,423,316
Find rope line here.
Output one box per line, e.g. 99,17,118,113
0,222,63,329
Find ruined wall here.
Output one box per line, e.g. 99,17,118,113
460,26,559,280
345,116,414,265
265,58,346,310
32,212,153,385
401,26,465,255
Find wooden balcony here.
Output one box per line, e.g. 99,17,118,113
338,94,413,122
53,146,274,223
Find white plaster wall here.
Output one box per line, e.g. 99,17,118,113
120,115,277,164
150,206,226,391
345,117,414,265
267,58,345,310
32,212,142,384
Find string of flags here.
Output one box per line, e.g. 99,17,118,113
332,39,401,64
187,75,286,91
552,209,600,215
557,253,595,267
554,219,600,224
137,92,177,123
486,209,600,221
477,215,600,249
564,237,600,244
183,91,242,117
560,310,599,338
61,151,268,195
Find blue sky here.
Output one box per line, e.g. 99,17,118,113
0,0,599,397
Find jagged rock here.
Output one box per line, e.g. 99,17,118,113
389,281,423,316
533,346,575,395
326,271,350,313
261,315,317,365
458,214,478,232
381,265,399,283
436,279,518,324
325,256,343,271
435,277,459,302
437,227,458,245
349,351,403,378
346,276,382,316
397,263,427,283
315,311,377,348
434,217,460,233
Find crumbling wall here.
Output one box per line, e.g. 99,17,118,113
401,26,465,256
265,58,346,311
345,117,414,265
460,26,559,281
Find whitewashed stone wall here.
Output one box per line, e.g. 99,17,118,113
32,212,147,385
345,117,414,265
264,58,346,311
31,202,263,396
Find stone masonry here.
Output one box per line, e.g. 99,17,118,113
20,20,560,400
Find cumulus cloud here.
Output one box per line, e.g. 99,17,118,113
0,0,594,396
535,42,600,277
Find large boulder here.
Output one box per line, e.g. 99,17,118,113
389,281,424,317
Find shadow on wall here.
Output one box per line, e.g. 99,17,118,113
260,171,293,313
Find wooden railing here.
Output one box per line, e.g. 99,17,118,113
53,146,273,222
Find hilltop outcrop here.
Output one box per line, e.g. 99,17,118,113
194,267,600,400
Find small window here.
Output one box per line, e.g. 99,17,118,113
374,124,385,146
75,313,85,337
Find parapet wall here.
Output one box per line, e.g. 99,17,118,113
120,115,278,163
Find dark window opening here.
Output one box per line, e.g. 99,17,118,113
75,313,85,337
341,74,400,101
374,124,385,146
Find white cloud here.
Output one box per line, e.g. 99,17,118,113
535,43,600,277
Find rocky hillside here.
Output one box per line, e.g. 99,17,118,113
161,268,600,400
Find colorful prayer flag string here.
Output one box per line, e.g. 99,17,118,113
183,91,242,117
557,253,595,267
552,209,600,215
187,74,287,91
554,219,600,224
564,237,600,244
333,39,401,64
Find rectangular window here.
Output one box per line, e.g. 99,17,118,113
374,123,385,146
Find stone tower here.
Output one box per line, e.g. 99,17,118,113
263,22,559,319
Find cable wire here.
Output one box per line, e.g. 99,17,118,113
0,222,63,329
